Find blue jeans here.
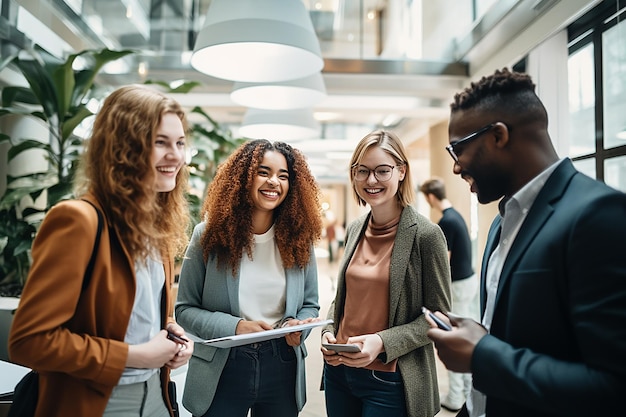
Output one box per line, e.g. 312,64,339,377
324,363,408,417
200,338,298,417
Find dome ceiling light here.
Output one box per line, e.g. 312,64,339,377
230,72,327,110
191,0,324,82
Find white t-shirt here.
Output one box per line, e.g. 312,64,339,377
119,255,164,384
239,225,286,327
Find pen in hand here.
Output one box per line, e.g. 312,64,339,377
167,331,189,344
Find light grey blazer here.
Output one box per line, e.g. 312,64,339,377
324,205,451,417
176,222,320,416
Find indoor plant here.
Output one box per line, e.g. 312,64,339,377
0,46,133,296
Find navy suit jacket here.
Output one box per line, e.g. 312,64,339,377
472,159,626,416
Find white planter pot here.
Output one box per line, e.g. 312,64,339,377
0,297,19,362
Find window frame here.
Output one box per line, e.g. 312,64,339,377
567,0,626,183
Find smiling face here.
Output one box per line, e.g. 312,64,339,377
151,112,186,193
249,150,290,214
353,145,405,213
449,110,508,204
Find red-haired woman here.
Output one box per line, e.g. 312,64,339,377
9,84,194,417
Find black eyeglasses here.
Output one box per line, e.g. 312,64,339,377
446,123,495,163
353,164,398,182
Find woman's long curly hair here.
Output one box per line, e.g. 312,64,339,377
74,84,190,262
200,139,322,275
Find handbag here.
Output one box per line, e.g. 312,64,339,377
167,380,180,417
7,370,38,417
7,201,103,417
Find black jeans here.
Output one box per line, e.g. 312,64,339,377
201,338,298,417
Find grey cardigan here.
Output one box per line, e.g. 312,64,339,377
324,205,451,417
176,222,320,416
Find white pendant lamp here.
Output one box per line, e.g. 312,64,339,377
231,72,327,110
238,108,321,141
191,0,324,82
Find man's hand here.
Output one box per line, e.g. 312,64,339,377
426,312,487,373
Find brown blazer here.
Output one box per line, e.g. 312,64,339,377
324,205,451,417
8,196,176,417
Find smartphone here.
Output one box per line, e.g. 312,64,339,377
322,343,361,353
421,307,452,331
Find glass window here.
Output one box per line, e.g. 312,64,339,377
605,156,626,192
573,158,596,179
568,44,596,157
602,19,626,150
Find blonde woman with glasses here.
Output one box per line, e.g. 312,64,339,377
321,130,451,417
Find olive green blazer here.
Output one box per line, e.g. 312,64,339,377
324,205,451,417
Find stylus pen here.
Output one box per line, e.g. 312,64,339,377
421,307,452,331
167,331,189,344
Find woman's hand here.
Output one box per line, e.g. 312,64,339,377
321,331,341,365
322,333,383,368
235,320,273,334
165,323,194,370
126,330,184,369
282,317,320,346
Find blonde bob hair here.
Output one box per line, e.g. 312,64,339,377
349,130,415,207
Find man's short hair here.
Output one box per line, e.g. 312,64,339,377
450,68,547,126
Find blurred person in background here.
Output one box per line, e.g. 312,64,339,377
420,177,479,411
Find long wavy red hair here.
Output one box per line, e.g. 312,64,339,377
75,84,190,262
200,139,322,275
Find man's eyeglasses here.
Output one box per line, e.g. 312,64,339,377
446,123,495,163
353,164,398,182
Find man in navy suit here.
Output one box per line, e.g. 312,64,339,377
426,68,626,417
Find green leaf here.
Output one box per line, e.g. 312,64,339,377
143,80,172,89
14,56,58,120
71,48,134,106
169,81,201,94
62,105,93,141
144,79,201,94
51,54,77,119
0,106,48,122
7,139,52,161
1,86,39,107
5,171,56,191
191,106,219,125
47,182,74,207
0,53,17,73
0,186,43,211
13,240,33,256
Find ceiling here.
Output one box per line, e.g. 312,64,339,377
8,0,601,182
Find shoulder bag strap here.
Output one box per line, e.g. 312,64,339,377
79,199,104,291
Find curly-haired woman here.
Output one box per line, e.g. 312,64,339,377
176,139,323,417
9,84,194,417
